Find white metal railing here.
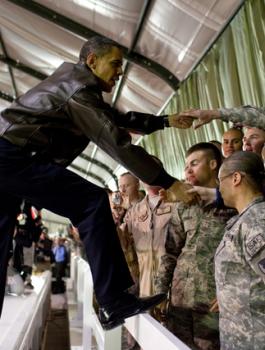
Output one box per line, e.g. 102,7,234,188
0,270,51,350
69,255,191,350
19,271,51,350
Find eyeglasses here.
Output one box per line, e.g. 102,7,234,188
216,171,245,185
218,173,234,183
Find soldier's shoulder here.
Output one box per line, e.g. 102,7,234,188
173,201,198,212
243,201,265,225
240,203,265,256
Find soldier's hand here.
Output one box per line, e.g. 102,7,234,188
159,180,199,204
209,298,219,312
177,109,221,129
120,194,130,209
168,114,194,129
187,186,216,205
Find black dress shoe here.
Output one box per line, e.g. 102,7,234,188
99,293,166,331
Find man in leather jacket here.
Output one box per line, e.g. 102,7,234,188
0,36,194,329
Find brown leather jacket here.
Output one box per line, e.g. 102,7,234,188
0,62,174,187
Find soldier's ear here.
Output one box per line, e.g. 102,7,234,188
232,171,242,186
209,159,217,171
86,53,97,70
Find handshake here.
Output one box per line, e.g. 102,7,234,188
159,181,198,205
159,181,216,205
168,109,221,130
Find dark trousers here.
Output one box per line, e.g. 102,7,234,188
0,138,133,315
54,261,66,282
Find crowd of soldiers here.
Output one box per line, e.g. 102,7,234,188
108,106,265,350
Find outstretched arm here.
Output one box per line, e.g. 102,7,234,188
114,111,194,135
177,106,265,129
159,181,200,204
69,89,198,204
177,109,221,129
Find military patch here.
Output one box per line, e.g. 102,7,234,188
156,206,171,215
258,258,265,274
246,234,265,257
138,211,148,222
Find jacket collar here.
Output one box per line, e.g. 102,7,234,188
226,196,264,229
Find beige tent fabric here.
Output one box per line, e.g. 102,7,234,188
140,0,265,179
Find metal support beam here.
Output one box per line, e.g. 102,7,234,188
0,31,18,98
0,56,47,80
69,164,106,187
0,90,14,102
7,0,179,89
112,0,153,107
130,0,153,53
79,153,118,186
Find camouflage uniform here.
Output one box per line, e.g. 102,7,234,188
215,197,265,350
156,200,235,350
220,106,265,129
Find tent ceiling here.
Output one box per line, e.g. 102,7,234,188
0,0,243,189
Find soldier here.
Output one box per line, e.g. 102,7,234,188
221,128,243,158
243,127,265,155
118,172,144,209
123,176,175,298
177,106,265,129
215,151,265,350
156,143,235,350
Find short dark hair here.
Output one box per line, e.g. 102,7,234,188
222,127,244,138
186,142,223,171
79,36,120,63
222,151,265,192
